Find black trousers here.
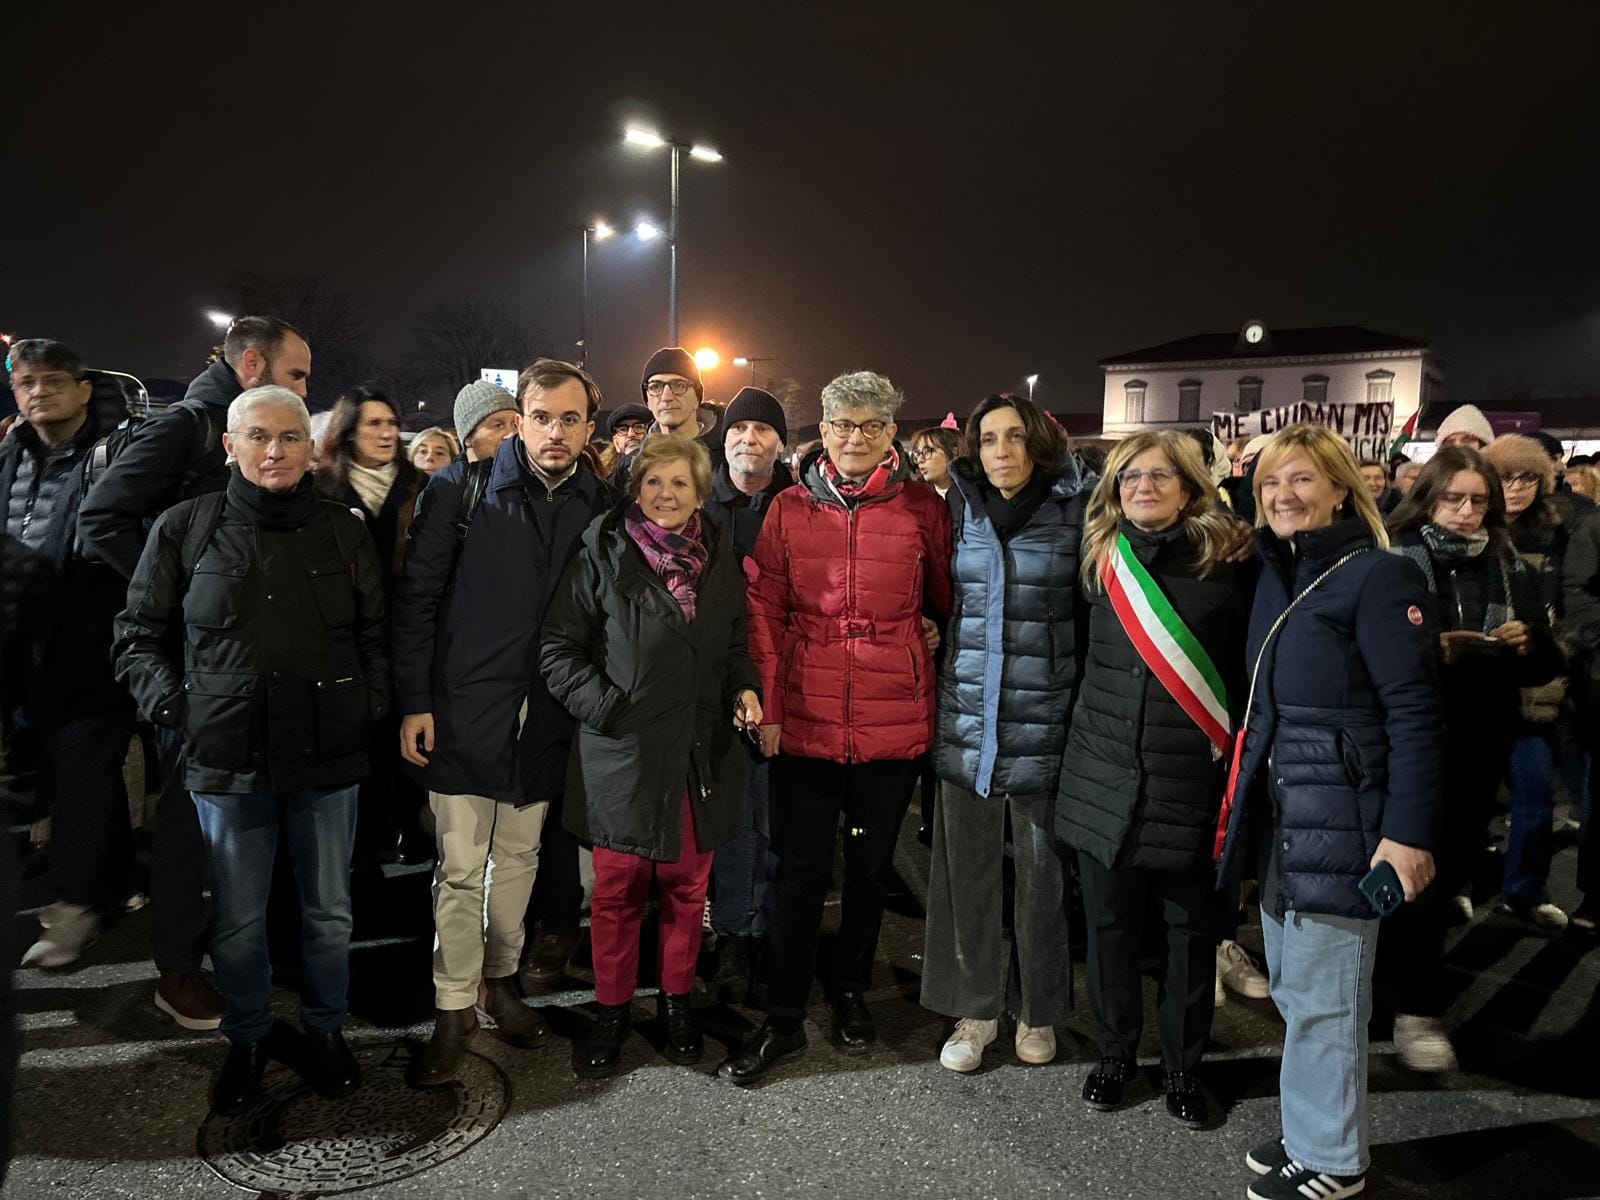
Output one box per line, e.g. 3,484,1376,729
41,707,138,911
1378,722,1514,1017
1077,853,1216,1073
765,753,919,1020
526,793,583,940
150,726,211,975
1578,676,1599,901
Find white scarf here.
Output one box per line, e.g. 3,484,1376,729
348,460,398,516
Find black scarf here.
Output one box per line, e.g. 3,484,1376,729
226,466,320,529
982,469,1051,541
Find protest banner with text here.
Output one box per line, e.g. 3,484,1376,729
1213,400,1394,462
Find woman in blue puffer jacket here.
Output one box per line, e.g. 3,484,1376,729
1215,424,1441,1200
920,394,1094,1074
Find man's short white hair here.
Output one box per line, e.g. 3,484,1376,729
228,386,312,435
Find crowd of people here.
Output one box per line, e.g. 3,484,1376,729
2,318,1598,1200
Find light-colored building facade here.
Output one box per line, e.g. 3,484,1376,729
1100,321,1443,443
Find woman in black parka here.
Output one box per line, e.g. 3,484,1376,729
1057,430,1251,1131
540,434,762,1079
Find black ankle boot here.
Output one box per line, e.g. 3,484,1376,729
658,991,703,1063
715,1021,809,1086
832,991,875,1052
304,1027,361,1098
574,1002,631,1079
212,1019,301,1115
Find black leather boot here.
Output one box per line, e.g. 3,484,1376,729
409,1007,478,1087
304,1027,361,1098
832,991,875,1053
573,1002,631,1079
715,1021,808,1086
1082,1057,1133,1111
657,991,703,1063
212,1019,301,1115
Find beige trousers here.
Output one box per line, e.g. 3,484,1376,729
429,791,548,1010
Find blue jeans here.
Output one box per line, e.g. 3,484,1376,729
192,787,358,1044
1505,734,1556,908
711,761,775,937
1261,899,1379,1176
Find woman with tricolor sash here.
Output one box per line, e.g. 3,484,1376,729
921,394,1094,1074
1058,430,1251,1131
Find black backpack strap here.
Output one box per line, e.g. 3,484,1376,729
178,399,223,495
177,491,228,578
455,458,492,547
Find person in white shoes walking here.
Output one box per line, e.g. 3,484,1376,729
920,396,1091,1073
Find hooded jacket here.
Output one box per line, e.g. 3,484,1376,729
932,455,1094,798
540,503,758,860
745,444,952,763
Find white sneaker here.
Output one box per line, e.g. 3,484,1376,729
1502,901,1569,930
1214,968,1227,1009
939,1018,997,1072
21,902,99,969
1217,939,1271,1000
1014,1021,1057,1065
1393,1013,1457,1073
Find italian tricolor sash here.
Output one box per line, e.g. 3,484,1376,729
1102,532,1232,757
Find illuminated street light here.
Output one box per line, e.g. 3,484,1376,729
635,220,662,241
205,310,234,329
1026,373,1039,400
731,355,776,383
624,126,666,149
622,123,723,343
591,220,614,241
694,347,721,372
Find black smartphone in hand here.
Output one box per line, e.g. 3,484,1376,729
1359,861,1405,917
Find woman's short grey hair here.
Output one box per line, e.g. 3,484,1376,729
820,371,905,422
228,386,312,435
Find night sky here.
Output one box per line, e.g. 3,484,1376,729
7,3,1600,420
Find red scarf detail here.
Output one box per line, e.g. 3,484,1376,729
821,446,901,502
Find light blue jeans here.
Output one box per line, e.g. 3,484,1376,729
192,786,358,1044
1261,898,1380,1176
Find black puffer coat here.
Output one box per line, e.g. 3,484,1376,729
1215,519,1442,919
1057,522,1252,871
933,456,1094,797
113,469,389,796
540,503,759,861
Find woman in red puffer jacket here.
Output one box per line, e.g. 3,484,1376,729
715,370,952,1087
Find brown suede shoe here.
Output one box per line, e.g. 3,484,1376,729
155,970,224,1031
409,1007,479,1087
519,932,577,989
479,976,551,1048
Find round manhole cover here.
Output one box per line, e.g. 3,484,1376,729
198,1040,509,1195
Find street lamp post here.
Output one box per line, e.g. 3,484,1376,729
624,126,721,344
732,355,775,385
579,220,613,368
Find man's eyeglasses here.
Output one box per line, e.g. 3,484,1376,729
645,379,694,398
1438,491,1490,512
1501,472,1541,488
1116,467,1178,489
233,428,307,449
826,418,888,439
613,421,649,436
9,371,79,395
525,411,587,432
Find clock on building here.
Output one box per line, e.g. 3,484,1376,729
1243,321,1265,344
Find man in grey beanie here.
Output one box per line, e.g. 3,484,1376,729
454,380,520,463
